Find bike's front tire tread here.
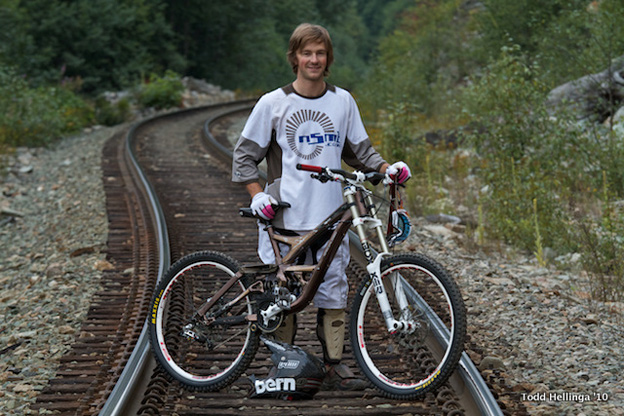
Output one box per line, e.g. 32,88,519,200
350,252,467,400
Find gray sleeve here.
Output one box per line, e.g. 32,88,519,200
232,135,267,184
342,138,387,173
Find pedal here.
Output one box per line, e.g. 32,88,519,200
275,287,296,310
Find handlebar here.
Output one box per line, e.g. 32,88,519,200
297,164,323,174
296,164,386,184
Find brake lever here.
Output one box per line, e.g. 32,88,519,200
311,173,331,183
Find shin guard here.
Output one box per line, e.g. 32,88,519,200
316,308,345,364
273,314,297,345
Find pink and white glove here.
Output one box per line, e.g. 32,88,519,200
386,161,411,184
250,192,277,220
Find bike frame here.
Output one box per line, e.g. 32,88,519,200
198,169,411,334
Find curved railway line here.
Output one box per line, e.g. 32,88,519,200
31,101,526,415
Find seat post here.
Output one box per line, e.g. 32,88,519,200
266,225,283,264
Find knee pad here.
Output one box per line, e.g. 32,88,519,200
316,308,345,364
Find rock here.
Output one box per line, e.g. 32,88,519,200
0,127,113,415
45,264,63,278
16,330,37,339
580,314,599,325
58,326,75,335
70,246,96,257
479,356,506,370
13,383,34,392
611,105,624,124
93,259,114,271
1,206,25,217
546,55,624,122
423,224,455,238
425,213,462,224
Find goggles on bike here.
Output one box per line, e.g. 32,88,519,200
388,209,411,247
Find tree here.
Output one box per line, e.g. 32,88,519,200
1,0,183,93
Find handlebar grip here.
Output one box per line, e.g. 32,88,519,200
366,172,387,184
239,208,255,218
239,202,291,219
296,163,323,173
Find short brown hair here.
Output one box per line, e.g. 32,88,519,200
287,23,334,76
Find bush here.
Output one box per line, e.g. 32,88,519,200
94,95,133,126
137,70,184,110
574,195,624,302
375,101,472,218
0,66,94,149
458,46,578,252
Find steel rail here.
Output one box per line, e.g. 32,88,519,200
399,274,503,416
98,111,172,416
202,108,504,416
99,100,256,416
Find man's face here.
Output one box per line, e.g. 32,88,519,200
295,41,327,82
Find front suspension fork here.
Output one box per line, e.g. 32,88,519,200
366,253,414,333
346,188,413,333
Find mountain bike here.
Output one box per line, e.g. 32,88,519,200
148,164,466,399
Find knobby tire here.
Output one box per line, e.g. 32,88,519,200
350,253,466,399
148,250,260,390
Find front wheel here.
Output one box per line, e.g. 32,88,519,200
350,253,466,399
148,251,260,390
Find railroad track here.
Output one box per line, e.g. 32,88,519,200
32,101,524,415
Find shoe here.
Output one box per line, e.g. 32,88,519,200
321,363,368,391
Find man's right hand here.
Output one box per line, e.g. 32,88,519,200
250,192,277,220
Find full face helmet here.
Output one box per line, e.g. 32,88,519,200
249,336,325,400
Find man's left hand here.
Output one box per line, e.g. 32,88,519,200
386,161,411,184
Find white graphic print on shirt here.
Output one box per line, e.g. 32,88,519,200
286,109,340,160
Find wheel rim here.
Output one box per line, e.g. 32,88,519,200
354,263,456,392
154,261,253,382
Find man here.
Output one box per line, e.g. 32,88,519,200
232,23,410,391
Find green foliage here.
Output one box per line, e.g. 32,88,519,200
94,96,132,126
362,0,472,116
0,66,93,148
376,101,465,217
379,102,426,164
458,48,578,251
473,0,624,87
0,0,416,151
360,0,624,307
472,0,584,63
1,0,183,94
574,179,624,302
1,0,414,96
137,71,184,110
160,0,377,92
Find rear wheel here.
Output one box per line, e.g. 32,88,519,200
350,253,466,399
148,251,260,390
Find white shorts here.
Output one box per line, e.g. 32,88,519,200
257,226,350,309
